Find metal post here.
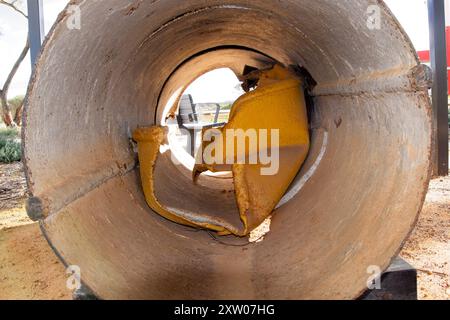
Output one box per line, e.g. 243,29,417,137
428,0,449,176
189,129,196,157
27,0,44,69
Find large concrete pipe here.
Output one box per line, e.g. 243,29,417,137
23,0,432,299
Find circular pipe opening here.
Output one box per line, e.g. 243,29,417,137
163,67,240,171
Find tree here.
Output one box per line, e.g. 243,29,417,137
0,0,29,127
9,95,25,124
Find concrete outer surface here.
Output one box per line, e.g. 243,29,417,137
23,0,432,299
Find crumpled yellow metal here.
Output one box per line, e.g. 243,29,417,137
133,65,310,236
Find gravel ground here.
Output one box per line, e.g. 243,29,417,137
400,176,450,300
0,162,27,211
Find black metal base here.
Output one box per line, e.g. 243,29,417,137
360,257,417,300
73,285,98,300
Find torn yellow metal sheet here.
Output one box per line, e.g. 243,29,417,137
132,127,232,234
133,65,310,236
193,65,310,235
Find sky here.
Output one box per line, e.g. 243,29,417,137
0,0,68,98
0,0,436,101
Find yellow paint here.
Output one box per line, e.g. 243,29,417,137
133,65,310,236
132,127,231,233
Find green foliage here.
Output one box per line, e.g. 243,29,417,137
8,95,25,111
0,127,21,163
0,96,24,126
0,127,20,139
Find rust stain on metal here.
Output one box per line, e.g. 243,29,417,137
125,0,143,16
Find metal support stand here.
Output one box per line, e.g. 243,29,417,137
73,284,98,300
428,0,449,176
188,129,196,157
361,257,418,300
27,0,45,69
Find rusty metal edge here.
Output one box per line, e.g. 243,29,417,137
21,0,84,198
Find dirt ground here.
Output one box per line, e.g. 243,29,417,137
400,176,450,300
0,162,27,212
0,161,449,300
0,224,72,300
0,163,72,300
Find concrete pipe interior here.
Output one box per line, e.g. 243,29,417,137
23,0,432,299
